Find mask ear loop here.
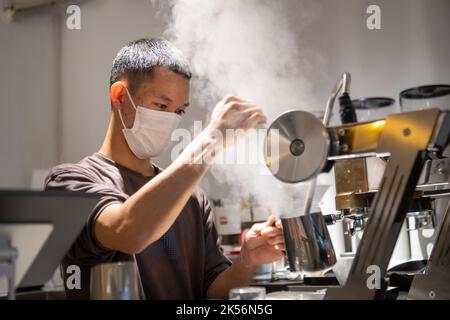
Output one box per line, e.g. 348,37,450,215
117,83,137,129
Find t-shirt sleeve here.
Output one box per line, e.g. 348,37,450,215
44,165,127,261
201,192,232,295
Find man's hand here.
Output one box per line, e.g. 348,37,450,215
207,216,285,299
206,95,267,151
239,216,285,269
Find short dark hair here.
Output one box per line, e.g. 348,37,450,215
110,38,191,94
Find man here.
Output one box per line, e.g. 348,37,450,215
45,38,285,300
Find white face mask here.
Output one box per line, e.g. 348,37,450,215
118,87,181,159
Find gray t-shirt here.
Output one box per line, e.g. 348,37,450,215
44,152,231,300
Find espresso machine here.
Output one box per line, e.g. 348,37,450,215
264,73,450,299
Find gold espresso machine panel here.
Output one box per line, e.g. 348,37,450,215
265,106,450,299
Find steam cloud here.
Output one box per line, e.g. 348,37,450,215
161,0,326,217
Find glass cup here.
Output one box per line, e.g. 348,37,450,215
352,97,397,122
400,84,450,112
229,287,266,300
90,261,143,300
252,263,273,282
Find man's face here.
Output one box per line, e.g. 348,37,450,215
114,67,190,128
131,67,190,116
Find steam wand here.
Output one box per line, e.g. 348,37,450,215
303,72,354,214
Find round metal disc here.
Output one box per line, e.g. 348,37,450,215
264,110,330,183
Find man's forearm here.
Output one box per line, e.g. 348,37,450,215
96,128,220,253
207,256,257,300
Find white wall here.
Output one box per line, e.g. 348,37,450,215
279,0,450,126
0,8,59,188
1,0,449,187
59,0,171,163
327,0,450,114
59,0,450,164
